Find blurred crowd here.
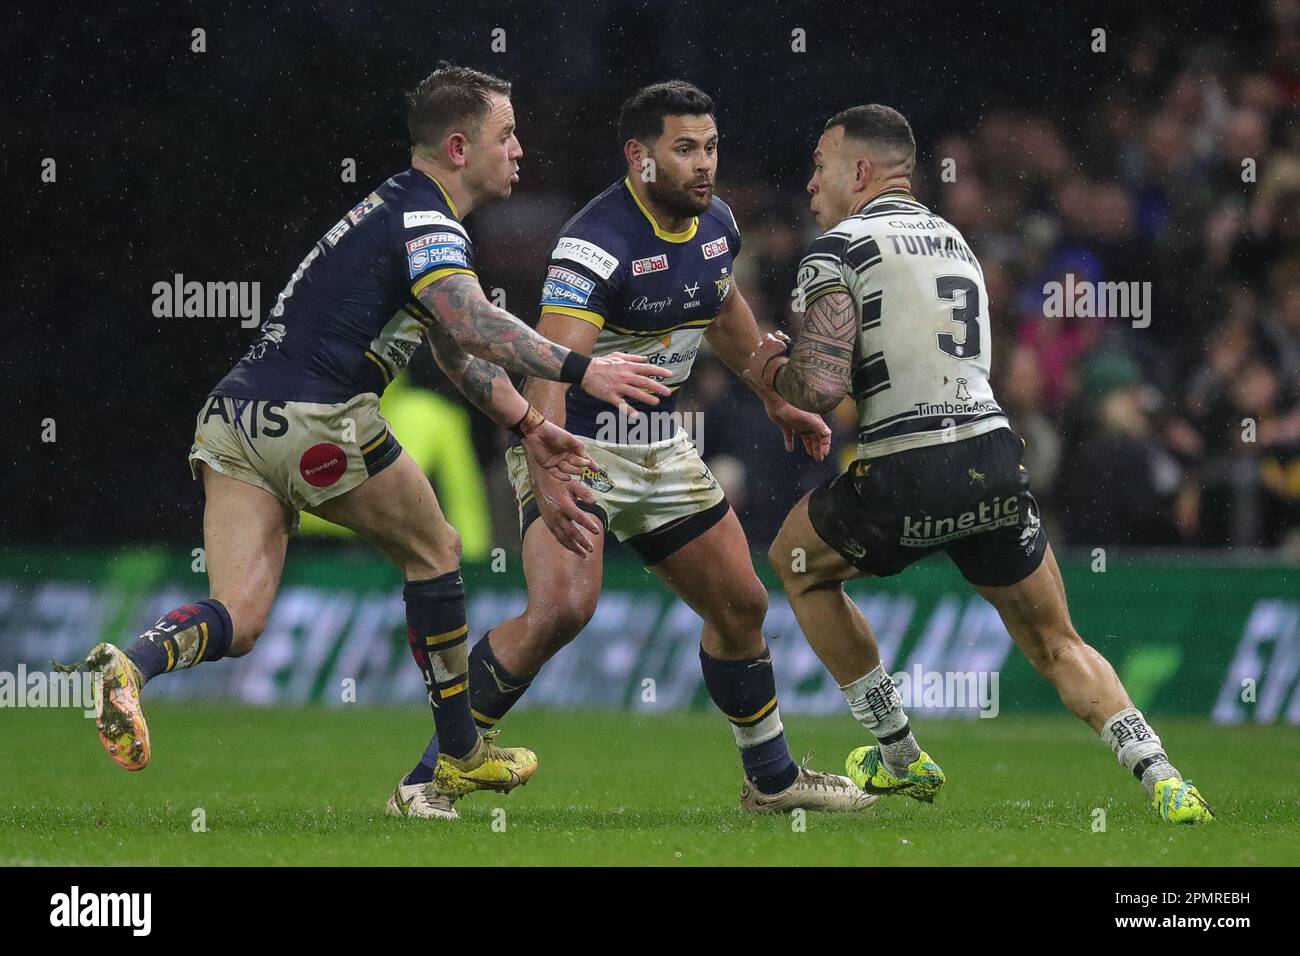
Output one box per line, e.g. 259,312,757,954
622,4,1300,555
14,1,1297,555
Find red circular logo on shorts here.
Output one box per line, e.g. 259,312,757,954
299,443,348,487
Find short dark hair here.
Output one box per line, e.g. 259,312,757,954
825,104,916,170
407,62,511,149
617,80,715,145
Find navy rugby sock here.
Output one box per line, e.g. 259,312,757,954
404,571,479,764
699,646,799,794
466,632,534,730
124,599,233,683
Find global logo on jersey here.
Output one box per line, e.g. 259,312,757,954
347,192,384,225
701,236,729,260
631,254,669,276
406,232,468,278
541,266,595,308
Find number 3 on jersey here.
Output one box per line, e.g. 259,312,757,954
934,275,982,359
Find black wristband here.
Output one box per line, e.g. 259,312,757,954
560,350,592,385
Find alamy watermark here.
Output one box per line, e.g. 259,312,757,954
594,409,705,450
1042,275,1151,329
0,665,100,716
893,664,1000,717
152,273,261,327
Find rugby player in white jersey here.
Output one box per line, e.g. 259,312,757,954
750,105,1213,824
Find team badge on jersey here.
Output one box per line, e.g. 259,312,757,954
715,271,733,301
541,266,596,308
580,466,615,493
347,192,385,225
406,232,469,279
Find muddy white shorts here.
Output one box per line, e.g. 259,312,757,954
188,393,403,523
505,427,729,565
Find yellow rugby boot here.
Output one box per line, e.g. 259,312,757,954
85,643,151,771
845,745,945,802
432,730,538,798
1152,778,1214,824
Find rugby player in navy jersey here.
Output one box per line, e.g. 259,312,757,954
461,81,876,813
82,64,670,821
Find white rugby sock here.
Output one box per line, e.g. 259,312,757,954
841,664,920,775
1101,707,1179,798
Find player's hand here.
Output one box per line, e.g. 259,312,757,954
521,420,596,481
743,331,792,388
581,352,673,413
527,457,603,556
764,396,832,461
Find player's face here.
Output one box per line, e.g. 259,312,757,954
467,93,523,203
644,114,718,218
807,127,851,230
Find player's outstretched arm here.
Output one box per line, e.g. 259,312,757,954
424,318,592,483
418,273,671,411
710,282,830,459
748,290,855,415
517,312,605,555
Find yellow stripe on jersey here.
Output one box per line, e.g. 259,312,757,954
624,177,698,242
541,306,606,330
363,350,392,385
418,170,462,219
603,316,713,337
411,267,477,297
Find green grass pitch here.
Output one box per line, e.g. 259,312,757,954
1,705,1296,866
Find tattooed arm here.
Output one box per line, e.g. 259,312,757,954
752,290,856,414
419,273,569,381
424,316,528,428
425,316,597,491
418,273,671,407
708,281,831,460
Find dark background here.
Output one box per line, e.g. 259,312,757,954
6,0,1293,554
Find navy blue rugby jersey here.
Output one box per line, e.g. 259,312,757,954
538,177,742,439
214,168,477,403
